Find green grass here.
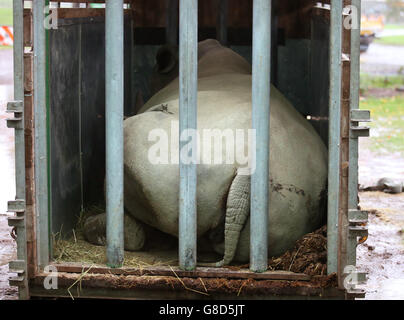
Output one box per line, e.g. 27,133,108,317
0,7,12,26
375,35,404,46
360,74,404,93
360,96,404,155
0,45,11,50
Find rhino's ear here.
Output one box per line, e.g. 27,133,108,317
156,45,178,74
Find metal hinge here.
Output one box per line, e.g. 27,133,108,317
346,288,366,299
6,100,24,130
348,209,369,244
7,200,27,289
7,199,26,228
343,264,368,299
9,260,26,288
7,199,25,213
345,271,368,287
350,109,371,139
9,260,25,274
9,276,26,288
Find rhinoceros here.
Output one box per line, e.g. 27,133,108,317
84,39,328,266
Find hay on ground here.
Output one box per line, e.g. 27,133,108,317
268,225,327,276
54,205,327,275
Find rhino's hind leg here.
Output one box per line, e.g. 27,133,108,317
83,212,146,251
199,168,251,267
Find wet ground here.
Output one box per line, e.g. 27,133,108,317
0,215,16,300
0,48,17,300
356,36,404,298
361,43,404,75
379,29,404,38
359,138,404,189
357,192,404,300
357,34,404,298
0,49,15,215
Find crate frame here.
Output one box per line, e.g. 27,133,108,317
6,0,369,300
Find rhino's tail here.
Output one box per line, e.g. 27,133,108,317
199,168,251,267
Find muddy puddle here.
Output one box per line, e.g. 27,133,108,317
357,192,404,300
0,214,17,300
0,49,15,217
359,139,404,189
357,127,404,300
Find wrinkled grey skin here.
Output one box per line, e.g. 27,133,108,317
84,39,328,266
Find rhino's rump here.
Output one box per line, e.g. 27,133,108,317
123,40,328,258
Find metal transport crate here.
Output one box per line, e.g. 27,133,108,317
6,0,370,300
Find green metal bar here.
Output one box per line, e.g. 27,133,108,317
179,0,198,271
105,0,124,268
12,0,28,300
45,0,53,260
347,0,362,266
33,0,50,269
12,1,25,202
250,0,271,273
327,0,343,275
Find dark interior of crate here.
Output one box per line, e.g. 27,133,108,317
48,1,330,266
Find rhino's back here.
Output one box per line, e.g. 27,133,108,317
124,73,252,237
124,40,328,257
124,71,327,247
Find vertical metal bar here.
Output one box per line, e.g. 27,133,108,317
105,0,124,268
14,2,25,196
348,0,362,266
271,13,278,85
78,24,84,212
250,0,271,273
327,0,343,275
216,0,228,46
130,18,136,111
166,0,179,45
13,0,28,299
33,0,50,269
179,0,198,271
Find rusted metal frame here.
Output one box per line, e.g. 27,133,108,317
51,263,311,281
23,9,32,47
335,2,367,298
29,272,343,300
337,0,352,289
29,287,346,300
23,7,38,281
53,8,132,20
